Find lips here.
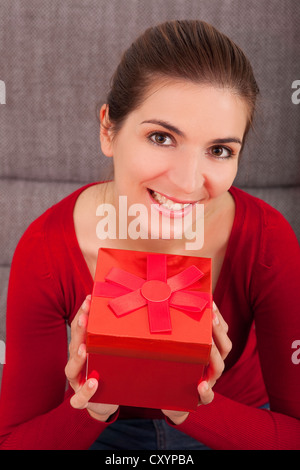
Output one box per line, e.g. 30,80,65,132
147,188,198,218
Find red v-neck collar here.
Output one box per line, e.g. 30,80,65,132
63,183,244,308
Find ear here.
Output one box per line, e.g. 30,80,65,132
99,104,114,157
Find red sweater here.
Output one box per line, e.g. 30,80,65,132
0,184,300,450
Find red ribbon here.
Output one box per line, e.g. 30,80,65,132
92,253,211,334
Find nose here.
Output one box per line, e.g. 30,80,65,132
168,150,205,195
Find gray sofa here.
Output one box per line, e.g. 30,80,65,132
0,0,299,387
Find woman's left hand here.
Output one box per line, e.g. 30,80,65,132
162,301,232,425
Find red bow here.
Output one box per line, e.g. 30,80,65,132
92,253,211,334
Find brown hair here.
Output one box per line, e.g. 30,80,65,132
105,20,259,141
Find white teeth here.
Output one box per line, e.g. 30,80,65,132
151,190,191,211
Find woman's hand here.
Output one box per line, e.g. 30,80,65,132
65,295,119,422
162,301,232,425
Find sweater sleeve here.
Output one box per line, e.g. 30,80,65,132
0,216,114,450
168,206,300,450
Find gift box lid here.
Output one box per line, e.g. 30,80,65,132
87,248,212,364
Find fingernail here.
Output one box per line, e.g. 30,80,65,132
213,301,217,312
78,344,85,357
82,295,91,311
213,312,219,325
200,381,209,392
88,379,97,389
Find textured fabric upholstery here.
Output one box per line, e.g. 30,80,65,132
0,0,299,384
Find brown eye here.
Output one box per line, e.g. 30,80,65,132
210,146,232,159
155,134,167,144
149,133,173,146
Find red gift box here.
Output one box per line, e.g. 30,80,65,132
86,248,212,411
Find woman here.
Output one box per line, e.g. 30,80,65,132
0,20,299,450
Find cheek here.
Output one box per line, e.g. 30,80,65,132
208,162,238,195
114,157,156,191
130,156,168,185
114,140,158,177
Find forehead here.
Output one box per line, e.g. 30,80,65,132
130,79,249,139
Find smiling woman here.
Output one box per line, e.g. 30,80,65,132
0,20,299,451
98,82,246,254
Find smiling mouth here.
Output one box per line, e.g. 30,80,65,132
147,189,197,212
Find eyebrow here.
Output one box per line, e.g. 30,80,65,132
140,119,243,146
208,137,242,146
140,119,185,137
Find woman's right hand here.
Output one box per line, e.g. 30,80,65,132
65,295,119,422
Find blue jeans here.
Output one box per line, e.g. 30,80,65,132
89,418,210,450
89,404,270,450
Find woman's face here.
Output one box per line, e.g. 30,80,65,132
100,80,248,245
